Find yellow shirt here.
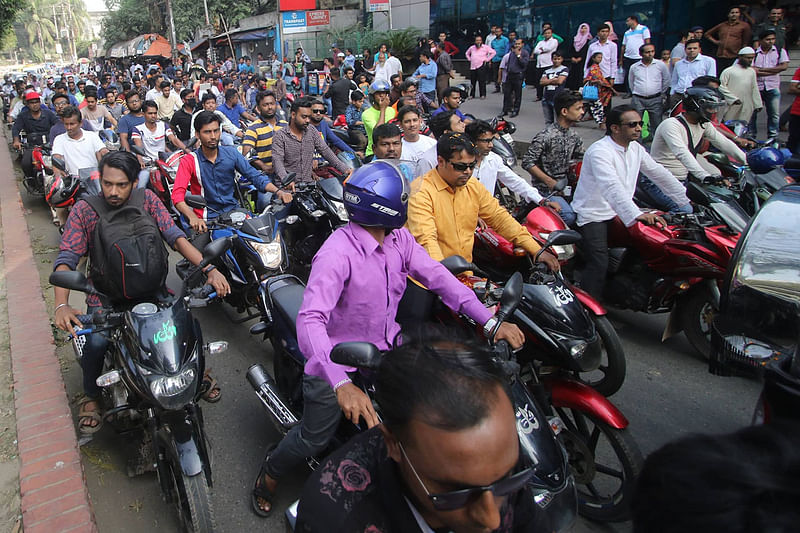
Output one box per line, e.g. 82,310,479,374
407,168,541,262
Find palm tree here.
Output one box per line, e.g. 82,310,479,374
23,0,58,60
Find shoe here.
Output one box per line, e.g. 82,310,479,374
493,88,501,93
510,111,519,118
534,97,542,102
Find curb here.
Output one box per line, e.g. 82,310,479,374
0,138,98,532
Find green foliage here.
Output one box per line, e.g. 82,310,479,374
101,0,153,45
326,25,423,61
0,0,23,43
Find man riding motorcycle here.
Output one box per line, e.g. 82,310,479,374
651,87,746,183
52,151,230,436
407,132,561,271
250,160,524,517
11,91,58,181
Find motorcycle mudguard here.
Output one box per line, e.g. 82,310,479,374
570,285,607,316
546,377,628,429
662,280,718,341
157,413,207,480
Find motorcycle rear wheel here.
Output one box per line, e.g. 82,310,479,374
681,287,714,359
169,466,216,533
554,406,643,522
575,316,626,397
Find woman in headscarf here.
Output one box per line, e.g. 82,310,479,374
604,21,619,42
566,23,592,90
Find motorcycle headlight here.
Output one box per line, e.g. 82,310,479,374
150,367,195,398
251,237,283,269
329,199,349,223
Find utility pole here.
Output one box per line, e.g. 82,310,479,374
165,0,179,63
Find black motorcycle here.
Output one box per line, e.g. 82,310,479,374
248,271,577,532
705,152,794,216
49,236,234,533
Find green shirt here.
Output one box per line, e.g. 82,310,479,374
362,105,397,156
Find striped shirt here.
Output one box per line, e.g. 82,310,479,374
242,118,288,165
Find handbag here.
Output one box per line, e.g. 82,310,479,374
581,84,599,102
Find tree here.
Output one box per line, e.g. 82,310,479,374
22,0,58,61
0,0,24,43
101,0,153,45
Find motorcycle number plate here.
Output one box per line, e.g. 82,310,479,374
502,133,515,144
563,186,572,196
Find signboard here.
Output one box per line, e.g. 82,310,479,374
307,10,330,27
282,11,307,34
279,0,315,11
367,0,389,12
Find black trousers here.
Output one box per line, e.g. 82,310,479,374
788,114,800,155
491,61,502,90
578,220,612,299
622,57,637,92
534,67,547,100
470,65,488,98
503,72,524,113
20,149,34,177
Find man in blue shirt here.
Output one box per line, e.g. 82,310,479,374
116,90,147,151
490,27,510,93
432,86,467,120
218,88,257,127
412,51,438,102
309,99,357,156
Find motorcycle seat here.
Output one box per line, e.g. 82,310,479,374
784,157,800,170
271,282,304,336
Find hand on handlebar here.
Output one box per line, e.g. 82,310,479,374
535,250,561,272
636,212,667,229
12,139,20,151
494,321,525,350
276,190,293,204
189,215,207,233
336,383,379,428
206,269,230,297
55,304,83,332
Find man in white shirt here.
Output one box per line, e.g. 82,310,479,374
572,105,689,298
628,43,671,133
52,106,108,177
651,87,745,182
584,24,618,82
621,15,652,94
397,106,437,167
131,101,189,189
670,39,717,107
384,51,403,83
190,92,243,146
751,29,789,139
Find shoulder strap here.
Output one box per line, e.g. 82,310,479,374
677,115,698,157
128,187,146,209
83,194,109,216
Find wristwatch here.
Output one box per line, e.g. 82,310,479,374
483,317,499,338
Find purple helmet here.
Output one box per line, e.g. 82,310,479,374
747,147,784,173
343,161,410,228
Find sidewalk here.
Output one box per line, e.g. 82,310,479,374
0,131,97,532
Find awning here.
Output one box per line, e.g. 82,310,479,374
212,27,272,45
142,35,173,57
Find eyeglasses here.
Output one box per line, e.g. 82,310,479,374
476,137,494,144
398,441,534,511
449,160,477,171
621,121,644,128
311,109,325,114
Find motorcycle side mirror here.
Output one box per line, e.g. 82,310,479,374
129,144,146,157
543,229,581,248
49,270,100,295
200,236,234,266
184,193,207,209
495,272,523,324
440,255,474,275
552,178,568,192
51,155,66,172
330,342,383,370
281,172,296,188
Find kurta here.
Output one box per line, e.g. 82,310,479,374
720,63,762,122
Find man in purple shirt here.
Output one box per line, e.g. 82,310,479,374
251,161,524,516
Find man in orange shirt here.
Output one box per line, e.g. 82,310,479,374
707,7,753,74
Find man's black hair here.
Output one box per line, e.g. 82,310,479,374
329,68,340,79
464,119,493,142
51,92,69,103
420,50,431,59
685,38,702,47
692,75,721,87
256,90,276,105
200,91,216,104
397,104,420,123
54,81,67,91
554,89,584,116
350,90,364,101
141,100,158,112
390,73,401,84
193,109,221,131
441,86,463,100
290,97,313,113
429,110,457,138
436,131,478,160
224,88,238,101
159,80,171,89
180,88,193,100
125,89,140,103
83,86,98,99
605,104,638,135
372,123,402,145
400,79,419,93
597,23,610,33
343,66,354,74
99,150,140,184
759,29,777,40
59,105,81,121
628,14,639,22
375,332,509,436
639,43,655,55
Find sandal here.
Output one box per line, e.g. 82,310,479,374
251,447,276,517
76,395,103,435
201,370,221,403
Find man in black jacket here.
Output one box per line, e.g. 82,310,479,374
11,92,59,179
170,89,196,142
324,68,356,118
503,38,530,117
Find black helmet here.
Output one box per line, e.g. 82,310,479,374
682,87,725,123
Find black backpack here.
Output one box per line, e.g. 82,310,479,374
85,189,169,303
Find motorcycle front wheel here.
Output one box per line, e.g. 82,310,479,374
169,465,217,533
681,287,714,359
554,406,643,522
575,316,626,397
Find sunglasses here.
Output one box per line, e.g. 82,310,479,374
621,121,645,128
311,109,325,114
399,441,534,511
449,161,477,171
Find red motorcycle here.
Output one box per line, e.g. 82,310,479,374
472,206,626,397
527,208,739,358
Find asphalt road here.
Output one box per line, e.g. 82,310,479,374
15,158,761,533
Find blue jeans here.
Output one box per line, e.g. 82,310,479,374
80,304,109,398
749,88,780,138
220,132,235,146
542,100,555,124
637,175,692,213
137,169,150,189
549,195,576,226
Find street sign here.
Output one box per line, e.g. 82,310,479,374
367,0,389,12
307,10,330,27
282,11,307,33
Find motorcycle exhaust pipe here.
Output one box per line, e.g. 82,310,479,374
246,364,299,431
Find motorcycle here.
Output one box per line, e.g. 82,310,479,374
19,132,51,197
99,128,120,151
705,152,794,216
249,271,578,532
179,191,289,333
48,236,234,533
434,250,642,522
710,183,800,424
471,211,627,397
465,112,518,168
